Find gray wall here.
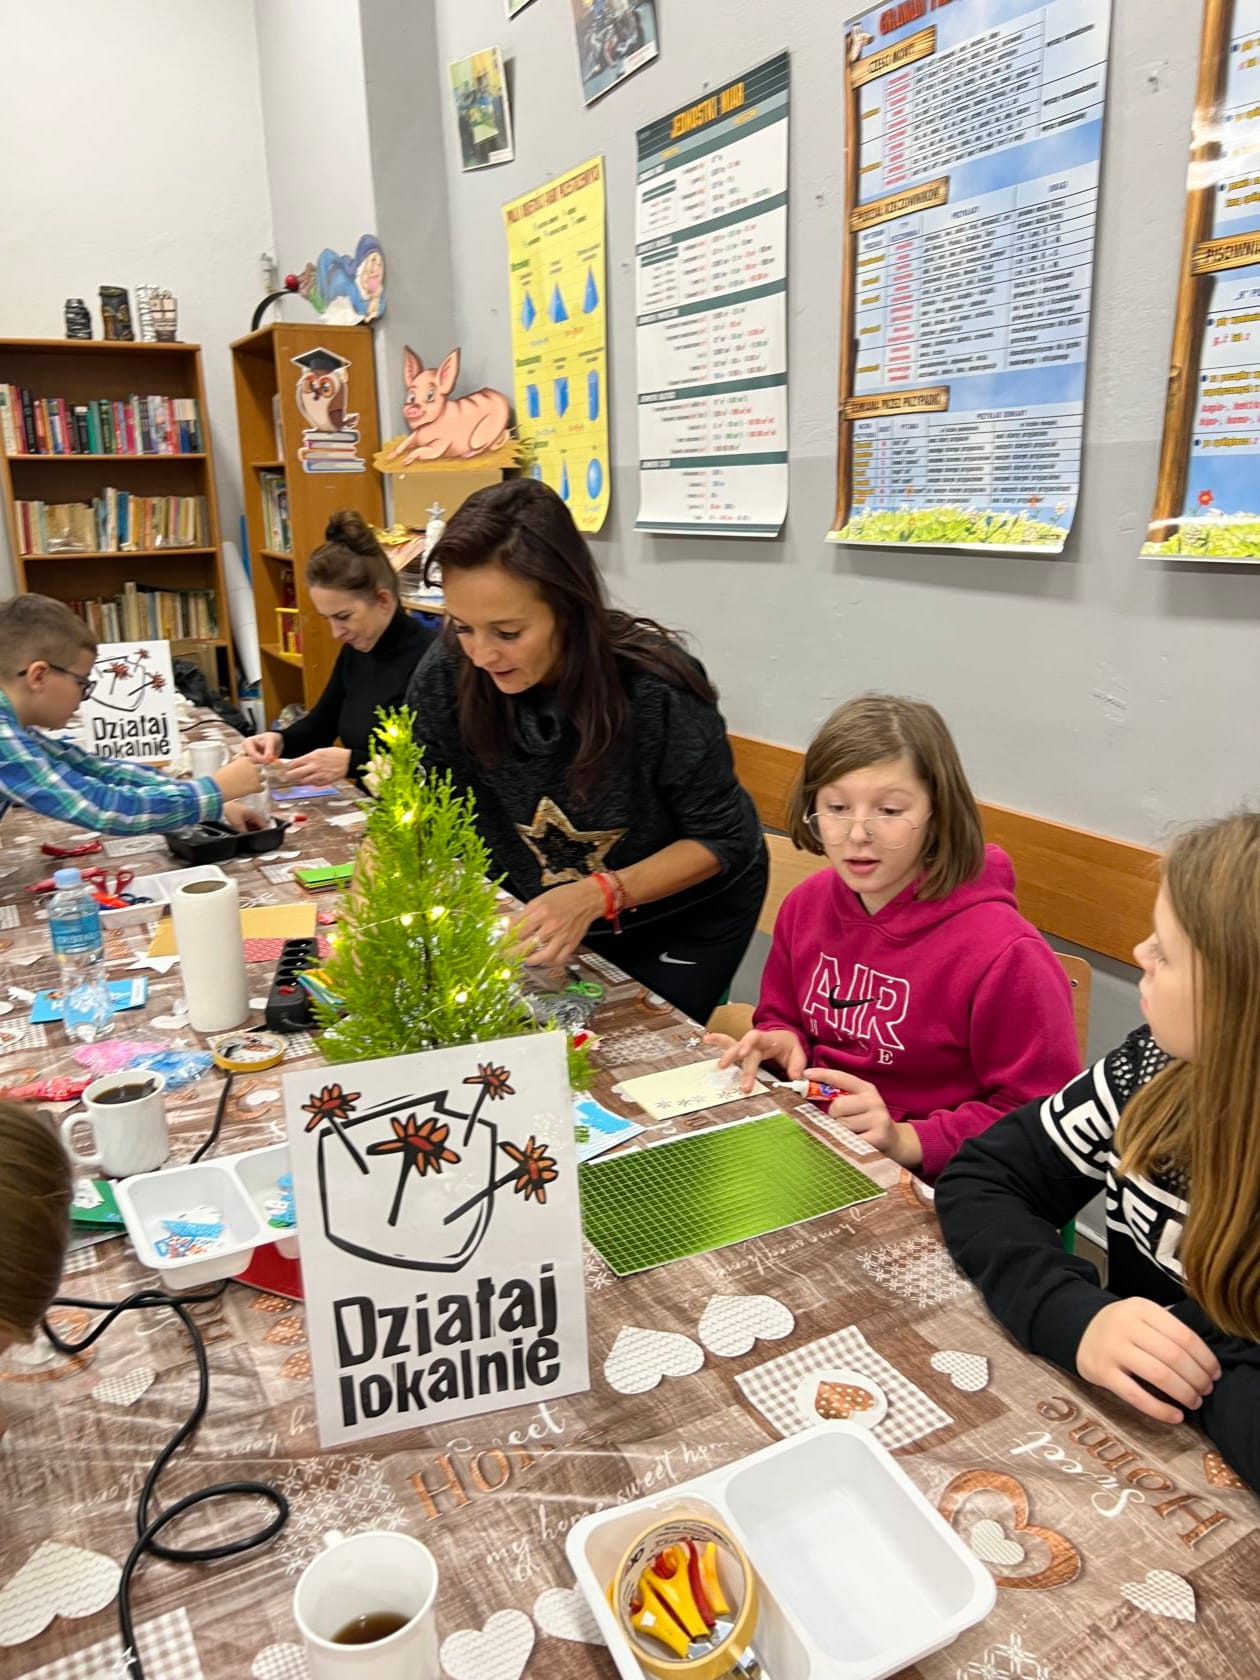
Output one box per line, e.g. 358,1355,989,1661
433,0,1257,852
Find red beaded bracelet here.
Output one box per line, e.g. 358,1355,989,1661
592,871,622,932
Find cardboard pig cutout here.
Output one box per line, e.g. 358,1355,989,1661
387,347,511,463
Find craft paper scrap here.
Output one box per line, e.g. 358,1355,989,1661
31,979,148,1023
573,1093,643,1163
615,1057,749,1121
148,902,315,957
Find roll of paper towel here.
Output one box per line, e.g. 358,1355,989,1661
169,876,249,1032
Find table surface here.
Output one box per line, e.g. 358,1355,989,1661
1,712,1258,1680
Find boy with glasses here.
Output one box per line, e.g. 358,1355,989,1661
0,594,264,835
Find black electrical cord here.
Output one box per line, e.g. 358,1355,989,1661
42,1278,288,1678
189,1070,235,1164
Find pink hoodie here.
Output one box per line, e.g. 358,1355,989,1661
754,845,1081,1179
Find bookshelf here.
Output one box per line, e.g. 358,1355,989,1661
0,338,236,695
229,322,383,722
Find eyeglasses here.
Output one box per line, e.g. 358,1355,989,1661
806,809,927,849
18,662,96,700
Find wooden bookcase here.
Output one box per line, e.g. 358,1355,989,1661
0,338,236,695
229,322,383,723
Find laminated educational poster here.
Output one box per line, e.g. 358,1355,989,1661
635,53,791,537
1145,0,1260,561
503,157,610,532
830,0,1113,552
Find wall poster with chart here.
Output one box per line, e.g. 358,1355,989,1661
634,53,790,537
830,0,1112,553
1145,0,1260,562
503,157,610,532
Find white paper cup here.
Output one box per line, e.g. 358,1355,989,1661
188,740,229,777
293,1530,440,1679
62,1071,169,1177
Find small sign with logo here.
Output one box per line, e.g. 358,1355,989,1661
284,1031,589,1448
79,640,180,763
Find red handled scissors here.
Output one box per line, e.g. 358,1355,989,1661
81,867,148,908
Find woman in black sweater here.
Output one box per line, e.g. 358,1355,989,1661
243,512,436,786
404,478,767,1023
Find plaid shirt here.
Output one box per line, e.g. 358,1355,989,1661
0,688,221,836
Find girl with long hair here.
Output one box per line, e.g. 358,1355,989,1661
405,478,767,1021
938,812,1260,1489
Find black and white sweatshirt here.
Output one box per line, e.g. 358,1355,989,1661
937,1026,1260,1490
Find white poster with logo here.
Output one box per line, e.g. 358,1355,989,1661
284,1031,589,1448
78,640,180,762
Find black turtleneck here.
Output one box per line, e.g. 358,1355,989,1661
279,605,436,780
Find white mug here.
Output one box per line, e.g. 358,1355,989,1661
61,1071,169,1177
188,740,229,778
293,1530,440,1680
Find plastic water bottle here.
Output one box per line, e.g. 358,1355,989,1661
47,868,113,1042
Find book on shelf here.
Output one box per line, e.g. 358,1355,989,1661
0,386,203,456
15,492,208,555
64,584,220,644
258,469,291,553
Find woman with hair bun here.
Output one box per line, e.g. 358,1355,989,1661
242,511,437,786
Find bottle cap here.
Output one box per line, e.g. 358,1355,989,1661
53,868,82,889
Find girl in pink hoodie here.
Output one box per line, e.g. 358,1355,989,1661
711,695,1081,1180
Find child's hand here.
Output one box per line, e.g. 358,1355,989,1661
1076,1298,1220,1424
707,1028,807,1094
805,1068,923,1167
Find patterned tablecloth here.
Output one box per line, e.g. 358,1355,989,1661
1,712,1258,1680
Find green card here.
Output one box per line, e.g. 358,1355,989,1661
580,1112,883,1275
70,1177,125,1227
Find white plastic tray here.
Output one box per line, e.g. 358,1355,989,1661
99,862,229,928
114,1141,296,1289
566,1425,995,1680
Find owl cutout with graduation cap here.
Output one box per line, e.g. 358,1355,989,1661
293,346,367,475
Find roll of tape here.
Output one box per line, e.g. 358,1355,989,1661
610,1512,758,1680
209,1029,287,1072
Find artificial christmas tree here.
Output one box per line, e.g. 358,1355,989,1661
317,708,590,1087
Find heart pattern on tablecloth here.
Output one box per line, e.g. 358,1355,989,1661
938,1469,1081,1591
603,1326,704,1394
252,1641,310,1679
266,1317,307,1347
1203,1449,1245,1490
969,1519,1026,1567
532,1585,605,1645
280,1351,312,1381
0,1540,121,1645
441,1608,535,1680
91,1365,155,1407
697,1293,795,1358
930,1349,990,1392
1120,1569,1196,1623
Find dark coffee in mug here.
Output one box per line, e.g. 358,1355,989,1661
331,1612,410,1645
94,1080,158,1105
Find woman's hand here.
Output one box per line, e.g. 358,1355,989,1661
709,1028,807,1093
241,731,283,765
510,880,604,968
1076,1298,1220,1424
282,747,352,787
806,1067,923,1167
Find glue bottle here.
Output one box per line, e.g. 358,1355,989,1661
47,868,113,1042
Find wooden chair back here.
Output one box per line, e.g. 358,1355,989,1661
1056,952,1093,1063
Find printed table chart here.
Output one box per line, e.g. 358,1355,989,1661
2,715,1259,1679
834,0,1111,549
